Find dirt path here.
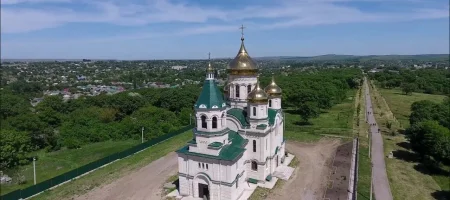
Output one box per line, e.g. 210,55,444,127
365,77,393,200
267,138,341,200
72,152,178,200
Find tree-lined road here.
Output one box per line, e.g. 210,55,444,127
364,77,393,200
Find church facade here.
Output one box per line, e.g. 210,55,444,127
175,29,285,200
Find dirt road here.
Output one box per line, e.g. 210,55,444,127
267,139,341,200
72,152,178,200
364,77,393,200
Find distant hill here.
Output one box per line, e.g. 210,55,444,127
255,54,449,62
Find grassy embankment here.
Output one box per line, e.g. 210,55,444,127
284,89,356,142
369,81,448,200
27,130,192,200
1,140,139,195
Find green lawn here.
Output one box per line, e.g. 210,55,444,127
378,88,447,128
1,140,139,195
31,130,192,200
284,90,356,142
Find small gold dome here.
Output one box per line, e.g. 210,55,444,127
265,76,282,97
227,37,258,76
206,62,214,73
247,79,268,104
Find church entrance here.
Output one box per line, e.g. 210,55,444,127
198,183,210,200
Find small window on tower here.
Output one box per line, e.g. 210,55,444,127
253,107,256,116
201,115,207,129
251,161,258,171
247,85,252,94
253,140,256,152
206,164,208,170
212,117,218,129
269,99,272,107
198,163,201,168
235,85,240,98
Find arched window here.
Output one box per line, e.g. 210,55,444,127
247,85,252,94
201,115,207,128
253,140,256,152
269,99,272,107
212,117,218,129
253,107,256,116
251,161,257,171
235,85,240,98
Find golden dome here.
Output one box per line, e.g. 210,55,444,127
227,27,258,76
206,62,214,73
247,79,268,104
265,76,282,97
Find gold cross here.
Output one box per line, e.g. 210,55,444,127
239,24,246,38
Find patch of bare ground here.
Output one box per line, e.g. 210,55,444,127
72,152,178,200
266,138,341,200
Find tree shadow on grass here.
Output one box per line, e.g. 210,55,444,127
294,121,313,126
392,149,420,163
396,141,411,150
414,163,450,177
431,190,450,200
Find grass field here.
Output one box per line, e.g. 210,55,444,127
31,130,193,200
369,82,448,200
378,88,447,128
1,140,139,195
284,89,356,142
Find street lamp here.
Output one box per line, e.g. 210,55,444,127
33,157,36,185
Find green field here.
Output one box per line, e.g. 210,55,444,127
284,90,356,142
370,85,448,200
1,140,139,195
30,130,192,200
378,88,447,128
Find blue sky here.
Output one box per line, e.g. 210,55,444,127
1,0,449,59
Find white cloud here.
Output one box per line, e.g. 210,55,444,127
0,0,448,36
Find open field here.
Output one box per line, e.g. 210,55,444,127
30,130,193,200
250,139,341,200
369,82,447,200
378,88,447,128
1,140,139,195
284,89,356,142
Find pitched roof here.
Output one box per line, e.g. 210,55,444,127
176,130,248,161
194,80,226,109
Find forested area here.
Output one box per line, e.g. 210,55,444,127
0,68,362,170
267,68,362,122
368,68,450,95
406,98,450,165
0,85,200,170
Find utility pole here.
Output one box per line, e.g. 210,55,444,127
141,127,144,143
33,157,36,185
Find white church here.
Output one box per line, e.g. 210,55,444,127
175,27,287,200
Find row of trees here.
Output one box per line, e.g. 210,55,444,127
406,99,450,165
369,68,450,95
0,84,200,170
